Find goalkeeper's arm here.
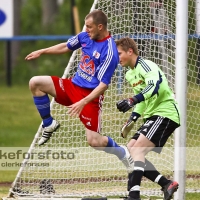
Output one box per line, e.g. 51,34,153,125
129,112,141,122
120,101,146,138
121,112,141,138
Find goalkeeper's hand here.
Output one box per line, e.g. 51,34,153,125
121,112,140,138
116,97,138,113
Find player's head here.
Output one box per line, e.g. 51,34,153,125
85,10,108,40
115,37,139,67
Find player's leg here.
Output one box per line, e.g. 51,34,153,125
144,117,179,200
29,75,56,126
29,76,60,146
144,158,170,185
80,96,134,173
30,76,70,145
127,138,137,151
143,159,175,191
127,116,179,200
127,134,155,200
29,75,57,97
127,138,171,191
85,128,134,173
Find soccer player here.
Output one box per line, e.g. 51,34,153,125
25,10,134,172
115,37,180,200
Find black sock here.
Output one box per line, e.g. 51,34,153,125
143,159,160,181
158,176,170,187
143,159,170,187
129,161,145,199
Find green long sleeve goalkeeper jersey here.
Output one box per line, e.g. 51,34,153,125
125,57,180,124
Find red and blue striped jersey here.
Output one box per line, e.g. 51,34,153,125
67,31,119,89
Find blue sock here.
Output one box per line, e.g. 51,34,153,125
103,136,125,159
33,95,53,127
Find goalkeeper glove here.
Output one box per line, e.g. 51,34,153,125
121,112,141,138
116,97,138,113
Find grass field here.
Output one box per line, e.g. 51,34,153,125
0,85,40,198
0,85,200,199
0,85,41,147
0,86,41,144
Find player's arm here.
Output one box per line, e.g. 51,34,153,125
25,43,71,60
134,67,161,102
25,32,85,60
121,101,146,138
83,82,107,104
67,82,107,117
117,62,160,113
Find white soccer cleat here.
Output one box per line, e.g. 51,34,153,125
120,145,134,173
38,119,60,146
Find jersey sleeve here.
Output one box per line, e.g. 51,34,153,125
66,32,85,50
97,40,119,85
133,101,146,116
135,60,162,103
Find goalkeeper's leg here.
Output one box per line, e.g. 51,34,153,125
127,157,178,200
128,139,175,186
143,159,171,187
144,159,178,200
128,140,171,185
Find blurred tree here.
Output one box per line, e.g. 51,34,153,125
11,0,22,69
1,0,95,85
42,0,58,28
76,0,94,28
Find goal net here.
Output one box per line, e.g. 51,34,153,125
7,0,200,199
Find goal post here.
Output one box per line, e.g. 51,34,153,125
3,0,200,200
174,0,188,199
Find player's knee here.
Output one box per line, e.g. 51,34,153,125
87,137,99,147
127,139,136,152
86,134,106,147
127,143,132,152
86,129,106,147
29,76,40,90
130,147,147,160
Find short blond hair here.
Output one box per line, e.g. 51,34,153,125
115,37,139,56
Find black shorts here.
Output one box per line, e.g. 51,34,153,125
132,115,180,153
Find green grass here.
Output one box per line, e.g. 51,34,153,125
0,85,38,197
0,186,10,199
0,85,41,197
0,85,41,147
0,187,200,200
0,171,17,183
0,171,17,198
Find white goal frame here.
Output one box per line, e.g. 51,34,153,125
174,0,188,200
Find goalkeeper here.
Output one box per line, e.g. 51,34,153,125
115,37,180,200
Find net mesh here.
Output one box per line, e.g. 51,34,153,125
9,0,200,198
186,0,200,193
